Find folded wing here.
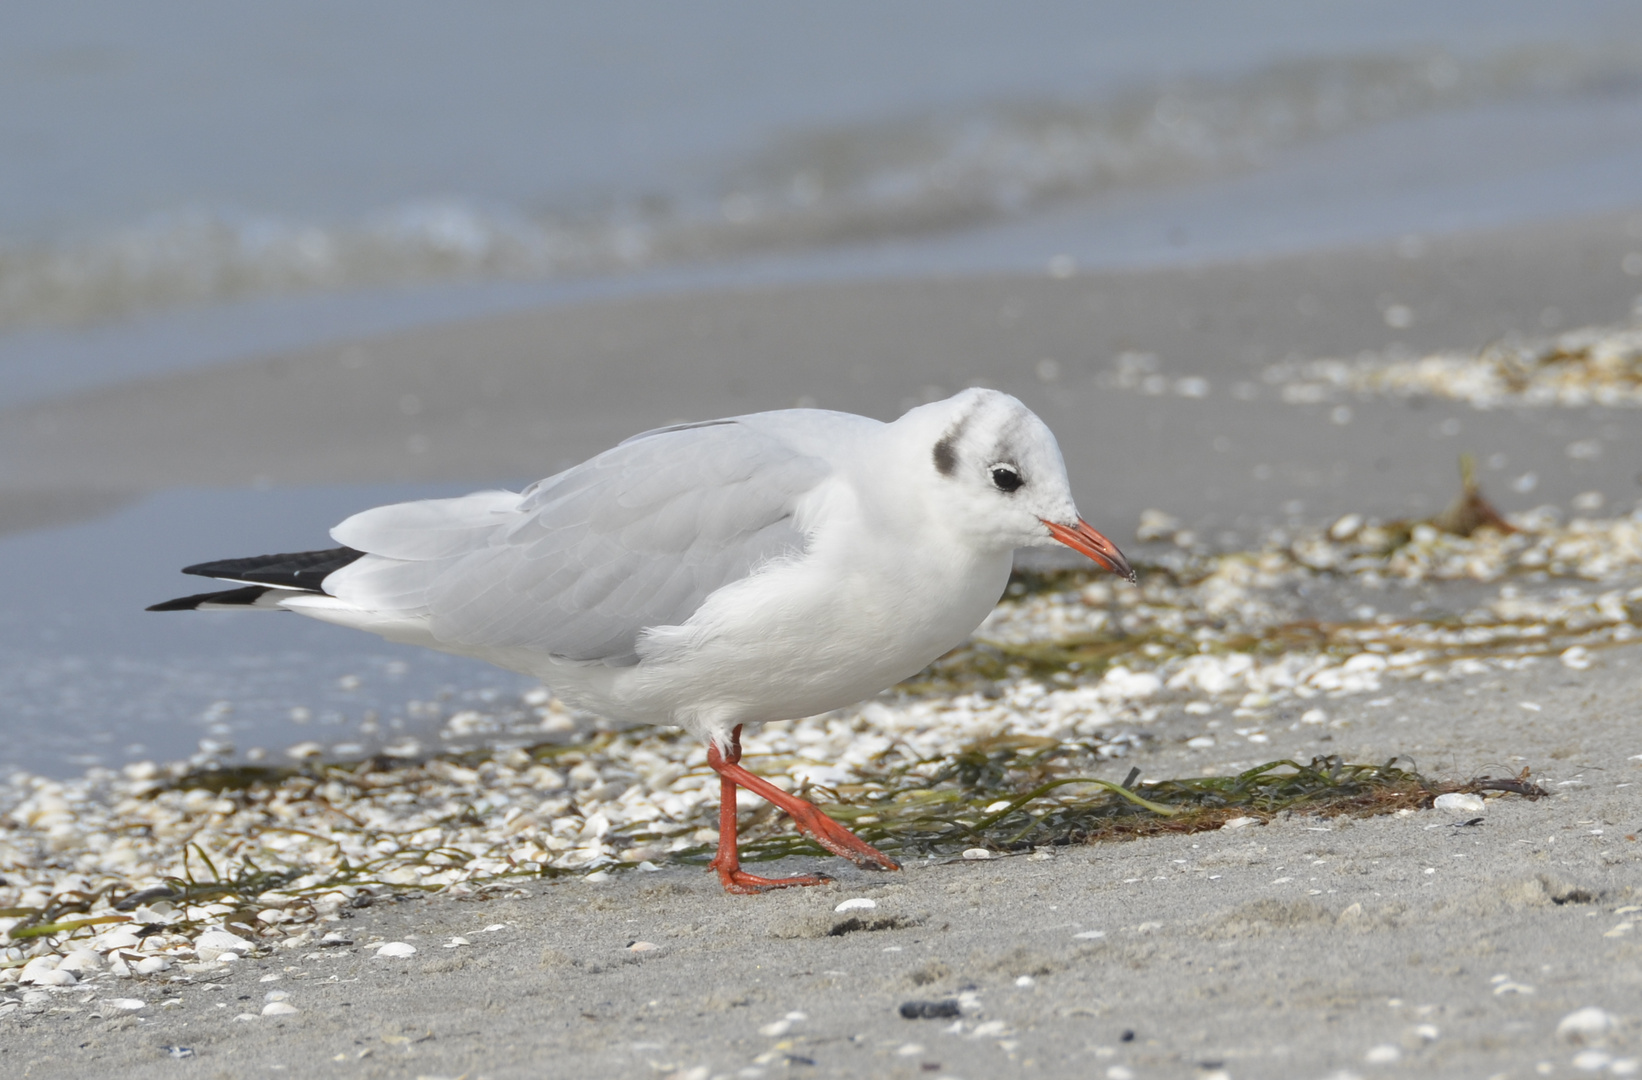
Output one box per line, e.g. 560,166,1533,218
323,420,831,666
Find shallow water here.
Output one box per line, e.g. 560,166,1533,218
0,485,538,777
5,2,1641,343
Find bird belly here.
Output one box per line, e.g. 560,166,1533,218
593,544,1014,738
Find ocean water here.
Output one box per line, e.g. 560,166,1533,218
6,3,1642,347
6,2,1642,776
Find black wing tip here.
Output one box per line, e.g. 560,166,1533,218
180,546,365,588
147,585,274,611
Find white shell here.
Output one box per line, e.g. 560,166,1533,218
1432,792,1486,814
23,968,77,987
373,941,417,958
196,929,252,954
833,898,877,913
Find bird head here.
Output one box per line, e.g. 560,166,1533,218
898,388,1134,582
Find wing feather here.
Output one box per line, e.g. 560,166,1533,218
323,421,830,666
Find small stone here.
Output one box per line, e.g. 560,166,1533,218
1558,1007,1619,1045
834,898,877,913
1015,975,1036,988
1572,1050,1612,1071
1365,1044,1401,1064
1432,793,1486,814
373,942,416,959
758,1019,792,1037
961,848,991,860
261,1001,299,1017
1186,736,1215,749
899,1000,962,1020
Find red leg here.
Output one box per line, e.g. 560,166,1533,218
706,725,899,894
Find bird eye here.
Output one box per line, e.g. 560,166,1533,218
990,464,1023,492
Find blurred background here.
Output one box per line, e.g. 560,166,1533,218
5,1,1642,777
7,1,1642,397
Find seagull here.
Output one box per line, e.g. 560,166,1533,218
150,388,1133,893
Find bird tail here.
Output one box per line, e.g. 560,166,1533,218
146,547,365,612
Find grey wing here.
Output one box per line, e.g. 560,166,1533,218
323,420,831,666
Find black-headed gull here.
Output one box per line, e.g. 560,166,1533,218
151,388,1133,892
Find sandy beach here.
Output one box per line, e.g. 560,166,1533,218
3,210,1642,1078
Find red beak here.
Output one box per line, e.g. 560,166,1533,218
1041,518,1136,583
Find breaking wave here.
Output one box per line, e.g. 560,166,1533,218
2,45,1637,330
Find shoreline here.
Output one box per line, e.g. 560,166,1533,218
4,207,1642,538
3,208,1642,1076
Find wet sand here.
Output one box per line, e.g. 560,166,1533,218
4,209,1642,537
4,210,1642,1077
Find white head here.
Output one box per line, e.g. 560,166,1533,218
893,388,1133,580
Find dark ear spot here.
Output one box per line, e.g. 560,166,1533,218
932,434,958,476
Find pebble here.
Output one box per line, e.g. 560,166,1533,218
1365,1044,1401,1064
1432,793,1486,814
834,898,877,913
1573,1050,1612,1071
374,942,416,958
900,1000,962,1020
961,848,992,860
1558,1007,1619,1045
